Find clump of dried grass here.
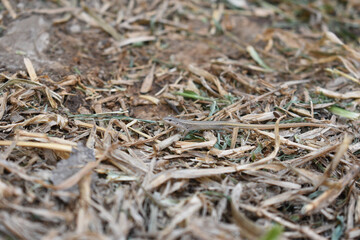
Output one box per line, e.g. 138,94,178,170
0,1,359,239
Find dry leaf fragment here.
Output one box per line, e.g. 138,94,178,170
0,78,62,105
316,87,360,99
338,56,360,79
0,113,68,131
139,95,160,105
140,64,155,94
185,79,200,95
290,107,312,117
0,140,72,152
188,64,227,96
0,92,8,120
117,36,156,48
325,68,360,85
239,112,276,122
24,57,37,82
209,145,254,158
82,5,122,41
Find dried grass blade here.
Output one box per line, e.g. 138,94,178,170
77,172,92,232
316,87,360,99
45,87,58,108
303,164,360,215
0,159,53,189
0,140,72,152
246,45,274,72
117,36,156,48
285,144,339,167
160,196,202,238
209,145,254,158
4,201,73,222
0,92,7,120
249,116,282,166
0,78,62,103
257,129,318,151
338,56,360,79
146,163,282,191
188,64,227,96
325,68,360,85
314,134,353,188
231,183,266,239
291,168,337,188
23,58,38,81
140,64,156,94
253,206,328,240
1,0,17,19
324,31,360,60
74,120,128,141
261,187,313,207
108,148,148,174
82,5,122,41
139,95,160,105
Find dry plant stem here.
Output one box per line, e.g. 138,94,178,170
127,126,155,140
204,86,284,120
0,140,73,152
303,164,360,215
314,134,353,188
209,145,255,157
239,203,328,240
3,200,72,222
0,78,62,102
16,130,77,146
284,143,340,167
230,127,239,149
261,187,314,207
82,5,122,41
256,129,318,151
75,120,128,141
163,116,329,136
140,64,155,93
147,162,286,190
291,168,337,188
188,64,227,96
76,172,92,233
173,132,217,153
123,128,174,148
231,201,265,239
0,1,358,239
154,133,182,151
302,135,358,215
0,159,54,189
1,0,17,19
253,116,282,164
113,119,132,142
0,91,7,119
